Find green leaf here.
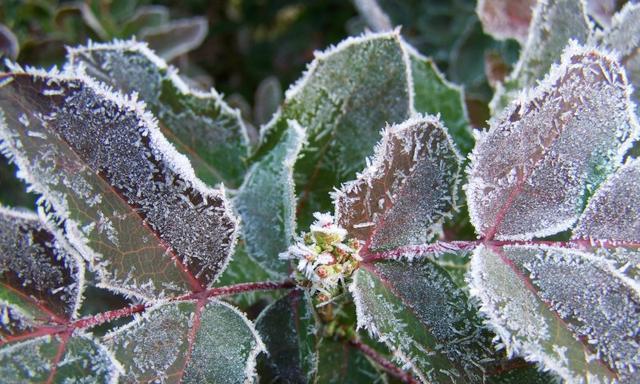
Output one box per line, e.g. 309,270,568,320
106,300,264,383
121,5,170,37
68,39,249,188
234,120,305,276
0,334,121,382
315,337,387,384
469,244,639,382
255,290,318,383
139,17,208,62
490,0,590,113
408,50,473,155
257,30,414,226
467,45,639,241
334,116,462,253
253,76,282,127
0,69,238,299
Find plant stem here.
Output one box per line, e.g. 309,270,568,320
0,280,296,346
348,338,418,384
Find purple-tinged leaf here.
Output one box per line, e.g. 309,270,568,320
335,116,462,254
586,0,620,27
0,207,121,383
469,244,639,383
467,44,639,241
0,69,238,300
0,206,83,334
105,300,264,383
574,159,640,242
476,0,535,44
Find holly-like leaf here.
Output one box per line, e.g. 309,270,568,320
574,159,640,241
408,49,473,155
0,207,120,382
594,2,640,106
255,290,317,383
68,39,250,188
490,0,590,113
234,121,305,276
466,44,639,241
105,300,264,383
335,116,462,254
476,0,535,44
257,30,414,226
139,17,208,62
0,69,238,300
469,244,639,382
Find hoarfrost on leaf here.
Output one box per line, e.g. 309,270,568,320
68,39,250,187
335,115,462,253
466,44,639,240
469,244,638,383
0,70,238,299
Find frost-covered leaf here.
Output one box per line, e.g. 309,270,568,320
121,5,170,37
469,244,639,382
0,207,83,334
335,116,462,253
1,334,121,383
106,300,264,383
574,158,640,241
350,258,549,383
0,207,120,382
0,24,19,61
257,30,414,225
595,2,640,105
255,290,317,383
139,17,208,62
254,76,282,127
408,49,474,155
68,39,249,187
0,70,238,299
476,0,535,44
234,121,305,276
467,45,639,240
586,0,620,27
490,0,591,113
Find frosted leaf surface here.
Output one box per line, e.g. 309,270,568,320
234,121,305,276
574,159,640,241
0,71,238,299
255,290,317,383
595,2,640,105
469,245,638,383
107,300,264,384
68,39,249,187
351,259,527,383
490,0,590,113
408,50,474,155
0,207,83,330
476,0,535,44
0,334,120,383
335,116,461,253
257,30,413,225
467,45,638,240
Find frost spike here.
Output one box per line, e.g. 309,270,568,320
335,115,462,254
467,44,639,240
0,70,238,300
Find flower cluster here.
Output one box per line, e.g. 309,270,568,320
280,212,361,301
